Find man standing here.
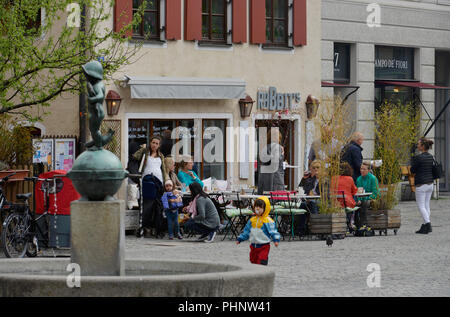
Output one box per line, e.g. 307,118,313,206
342,132,364,183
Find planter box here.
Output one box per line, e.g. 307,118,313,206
309,213,347,235
367,209,401,230
0,170,29,181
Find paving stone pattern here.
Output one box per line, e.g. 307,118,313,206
1,199,449,296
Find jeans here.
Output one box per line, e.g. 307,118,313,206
415,183,433,224
184,219,218,236
165,210,180,238
294,201,319,235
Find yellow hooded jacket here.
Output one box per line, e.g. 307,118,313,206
237,196,281,245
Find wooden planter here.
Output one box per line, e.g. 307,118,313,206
309,213,347,235
367,209,401,235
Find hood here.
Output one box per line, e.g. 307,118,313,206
257,196,272,218
251,196,273,229
82,61,103,80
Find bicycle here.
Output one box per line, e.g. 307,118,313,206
1,176,63,258
0,172,17,225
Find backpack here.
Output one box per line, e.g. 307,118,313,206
354,226,375,237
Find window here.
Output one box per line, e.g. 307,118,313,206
334,43,351,83
128,118,227,180
265,0,288,46
202,0,227,42
132,0,160,40
202,119,226,180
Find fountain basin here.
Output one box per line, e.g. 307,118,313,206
0,258,275,297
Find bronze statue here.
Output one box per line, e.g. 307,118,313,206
82,61,114,151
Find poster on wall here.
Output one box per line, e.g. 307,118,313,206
32,139,54,168
54,138,76,172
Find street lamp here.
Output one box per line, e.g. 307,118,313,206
239,95,254,118
105,90,122,116
305,95,320,120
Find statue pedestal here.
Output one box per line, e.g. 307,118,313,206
70,200,125,276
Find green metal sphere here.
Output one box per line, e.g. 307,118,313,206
67,149,128,201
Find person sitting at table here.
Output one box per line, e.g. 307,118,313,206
298,159,322,214
355,162,380,229
332,162,358,231
177,156,205,190
164,156,182,190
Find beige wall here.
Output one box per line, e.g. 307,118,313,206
33,0,321,197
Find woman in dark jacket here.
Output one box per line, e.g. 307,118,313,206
410,138,435,234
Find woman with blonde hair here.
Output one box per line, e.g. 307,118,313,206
164,156,182,190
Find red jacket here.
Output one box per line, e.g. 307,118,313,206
332,176,357,209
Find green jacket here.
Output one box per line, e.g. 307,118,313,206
356,172,379,201
133,147,168,182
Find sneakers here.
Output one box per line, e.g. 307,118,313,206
177,234,183,240
204,231,216,243
196,233,209,242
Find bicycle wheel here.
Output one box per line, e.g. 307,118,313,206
1,213,29,258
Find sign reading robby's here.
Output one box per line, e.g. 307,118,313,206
257,87,301,111
375,46,414,80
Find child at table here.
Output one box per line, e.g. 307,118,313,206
236,197,280,265
161,180,184,240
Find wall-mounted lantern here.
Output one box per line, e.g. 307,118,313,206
105,90,122,116
239,95,254,118
305,95,320,120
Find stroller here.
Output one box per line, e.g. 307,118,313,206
136,174,165,238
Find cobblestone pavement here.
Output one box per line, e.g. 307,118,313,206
123,198,450,297
1,198,449,297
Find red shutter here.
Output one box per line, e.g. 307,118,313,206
250,0,265,44
166,0,181,40
293,0,307,46
232,0,247,43
184,0,202,41
114,0,133,37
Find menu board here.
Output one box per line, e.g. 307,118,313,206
54,138,76,172
32,139,54,167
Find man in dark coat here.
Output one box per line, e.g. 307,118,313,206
342,132,364,183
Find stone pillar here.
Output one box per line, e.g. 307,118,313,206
70,200,125,276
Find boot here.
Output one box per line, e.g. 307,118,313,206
415,224,428,234
426,222,432,233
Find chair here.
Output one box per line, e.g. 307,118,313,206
269,191,307,241
221,193,254,240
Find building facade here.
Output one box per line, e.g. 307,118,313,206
321,0,450,190
28,0,320,201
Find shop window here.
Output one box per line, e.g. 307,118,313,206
132,0,160,40
265,0,288,46
201,0,227,43
334,43,351,84
202,119,226,180
128,119,226,181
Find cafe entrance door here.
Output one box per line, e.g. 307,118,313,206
255,120,296,190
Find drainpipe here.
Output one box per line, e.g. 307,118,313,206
78,3,87,154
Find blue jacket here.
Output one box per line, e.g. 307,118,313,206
161,192,183,212
237,196,280,245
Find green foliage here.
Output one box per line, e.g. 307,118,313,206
0,0,146,121
0,115,34,166
372,101,420,210
313,96,354,214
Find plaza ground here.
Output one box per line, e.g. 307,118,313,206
1,197,449,297
124,198,450,297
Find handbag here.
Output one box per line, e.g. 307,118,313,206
432,156,443,180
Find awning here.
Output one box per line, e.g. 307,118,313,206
321,81,360,89
375,80,450,90
125,76,247,99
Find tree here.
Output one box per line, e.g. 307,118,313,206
0,0,145,121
